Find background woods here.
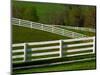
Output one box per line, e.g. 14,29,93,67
12,1,96,28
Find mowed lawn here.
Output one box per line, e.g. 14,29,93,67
13,59,96,74
12,25,69,43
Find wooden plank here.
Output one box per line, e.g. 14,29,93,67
66,47,93,52
67,42,93,47
31,51,59,57
12,55,24,59
66,52,93,57
63,37,94,42
59,40,63,57
31,56,59,61
93,37,95,53
13,60,23,63
31,46,59,51
12,49,24,53
28,40,59,45
12,43,24,47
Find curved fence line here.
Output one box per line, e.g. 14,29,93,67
12,18,87,38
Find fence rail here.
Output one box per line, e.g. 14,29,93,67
12,18,87,38
54,25,95,33
12,36,95,63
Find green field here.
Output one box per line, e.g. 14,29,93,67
13,59,96,74
12,25,96,74
12,25,69,43
12,24,95,44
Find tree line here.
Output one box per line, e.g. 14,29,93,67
12,1,96,28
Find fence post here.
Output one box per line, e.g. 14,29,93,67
72,32,74,38
30,22,33,28
24,43,27,62
62,29,65,35
52,25,54,32
59,40,63,58
93,37,95,53
19,19,21,26
41,24,44,30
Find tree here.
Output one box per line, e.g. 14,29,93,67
23,6,39,22
12,2,39,22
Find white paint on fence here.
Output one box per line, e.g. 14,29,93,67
66,42,93,47
13,56,60,64
13,60,24,63
55,25,95,33
59,40,63,58
31,51,59,57
18,19,21,26
28,40,59,45
31,45,59,51
30,22,33,28
13,55,24,59
93,37,95,53
12,43,24,47
12,48,93,59
12,18,87,38
24,43,27,62
63,36,94,42
12,36,95,63
12,49,24,53
67,47,93,52
66,52,93,57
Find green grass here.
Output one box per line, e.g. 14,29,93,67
12,25,69,43
12,25,96,74
13,59,96,74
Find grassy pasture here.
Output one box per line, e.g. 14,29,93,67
12,25,96,74
12,25,69,43
13,59,96,74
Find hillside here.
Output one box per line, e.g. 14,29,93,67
12,25,68,43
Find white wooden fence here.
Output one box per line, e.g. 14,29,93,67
12,18,87,38
12,36,95,63
54,25,95,33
